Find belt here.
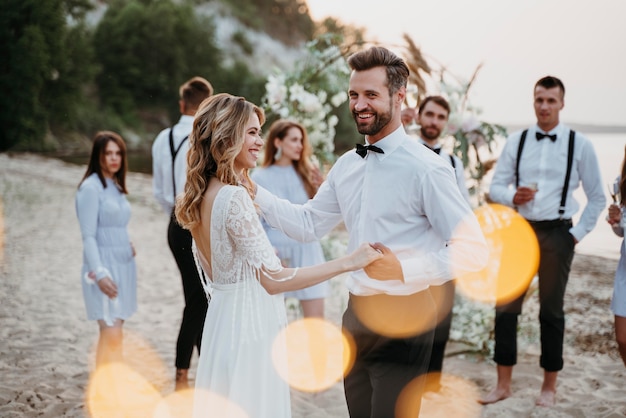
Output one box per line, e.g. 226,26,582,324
527,218,572,229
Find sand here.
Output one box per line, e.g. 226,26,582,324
1,152,624,417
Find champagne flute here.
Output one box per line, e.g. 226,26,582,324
608,180,620,203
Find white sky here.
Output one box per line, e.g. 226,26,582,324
307,0,626,126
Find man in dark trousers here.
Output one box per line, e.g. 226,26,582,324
152,76,213,390
254,47,488,417
483,76,605,406
413,95,472,392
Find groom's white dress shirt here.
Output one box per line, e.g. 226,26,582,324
416,137,472,205
255,126,488,296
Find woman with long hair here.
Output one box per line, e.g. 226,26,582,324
607,144,626,366
175,93,382,417
76,131,136,367
252,120,328,319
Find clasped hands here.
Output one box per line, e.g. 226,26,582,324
366,243,404,282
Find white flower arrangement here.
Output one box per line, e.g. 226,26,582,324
262,34,350,165
449,293,495,356
436,75,508,207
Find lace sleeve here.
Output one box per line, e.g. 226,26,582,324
226,188,283,274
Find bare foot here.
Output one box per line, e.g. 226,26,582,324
478,387,511,405
535,389,556,407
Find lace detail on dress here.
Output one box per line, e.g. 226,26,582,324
210,186,285,345
211,186,282,283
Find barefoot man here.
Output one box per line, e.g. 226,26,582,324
484,76,605,406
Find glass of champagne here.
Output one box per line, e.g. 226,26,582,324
608,180,620,203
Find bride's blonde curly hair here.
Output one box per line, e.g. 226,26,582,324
175,93,265,230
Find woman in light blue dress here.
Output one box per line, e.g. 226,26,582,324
76,131,137,367
607,145,626,366
252,120,328,318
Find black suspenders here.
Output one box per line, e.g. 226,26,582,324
168,127,189,201
515,129,576,218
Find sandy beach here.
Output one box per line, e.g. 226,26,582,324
1,152,625,417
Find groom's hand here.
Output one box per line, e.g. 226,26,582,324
364,243,404,282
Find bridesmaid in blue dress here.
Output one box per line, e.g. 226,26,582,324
608,146,626,367
252,120,328,318
76,131,137,367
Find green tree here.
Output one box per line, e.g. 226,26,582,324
45,22,98,137
0,0,96,151
0,0,63,150
93,0,223,124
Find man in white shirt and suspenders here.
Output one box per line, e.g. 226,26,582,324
484,76,605,406
152,76,213,390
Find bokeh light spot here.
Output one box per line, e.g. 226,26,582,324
86,362,161,417
455,203,539,305
350,292,439,338
122,331,170,389
273,318,354,392
155,388,248,418
152,388,195,418
417,373,482,417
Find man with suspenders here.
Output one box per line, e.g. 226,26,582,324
412,95,472,392
152,76,213,390
483,76,605,406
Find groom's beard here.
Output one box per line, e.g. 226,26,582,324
353,105,393,137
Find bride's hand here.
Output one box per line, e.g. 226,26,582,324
363,243,404,282
349,242,384,270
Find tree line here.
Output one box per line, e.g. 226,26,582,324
1,0,359,153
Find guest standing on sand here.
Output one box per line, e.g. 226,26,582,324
76,131,137,368
152,76,213,390
606,146,626,367
484,76,605,406
251,119,328,319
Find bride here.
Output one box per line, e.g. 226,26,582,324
175,93,384,418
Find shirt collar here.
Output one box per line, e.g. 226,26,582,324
179,115,194,125
535,122,564,137
363,125,407,159
416,136,442,150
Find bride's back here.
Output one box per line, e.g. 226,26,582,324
191,178,225,280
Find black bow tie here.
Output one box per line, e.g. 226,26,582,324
356,143,384,158
536,132,557,142
423,144,441,155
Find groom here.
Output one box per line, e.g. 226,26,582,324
254,46,488,416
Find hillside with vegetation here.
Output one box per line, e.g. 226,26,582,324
0,0,366,155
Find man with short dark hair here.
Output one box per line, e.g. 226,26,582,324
415,95,471,205
152,76,213,390
483,75,605,406
412,95,472,393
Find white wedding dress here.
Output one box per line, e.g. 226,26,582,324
193,185,291,418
